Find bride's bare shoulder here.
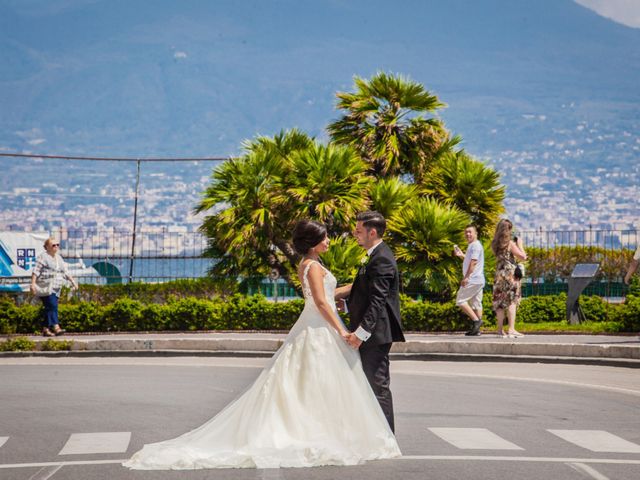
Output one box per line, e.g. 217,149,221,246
298,259,324,279
297,259,313,278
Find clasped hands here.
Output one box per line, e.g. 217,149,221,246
341,330,362,349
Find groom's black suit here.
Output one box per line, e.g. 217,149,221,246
347,241,405,432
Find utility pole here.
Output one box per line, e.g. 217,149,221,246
129,159,141,282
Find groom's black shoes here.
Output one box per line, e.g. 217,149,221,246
465,319,483,336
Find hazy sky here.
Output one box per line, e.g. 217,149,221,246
575,0,640,28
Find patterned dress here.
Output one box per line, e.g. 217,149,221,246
492,249,520,310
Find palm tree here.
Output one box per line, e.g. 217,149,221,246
196,74,506,299
283,144,371,235
368,177,417,220
389,197,470,293
195,150,290,278
242,128,313,157
423,150,505,237
328,72,449,178
195,131,372,284
320,235,364,285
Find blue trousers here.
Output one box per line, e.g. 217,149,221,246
41,294,59,328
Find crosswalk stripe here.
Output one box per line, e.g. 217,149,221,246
549,430,640,453
0,437,8,448
59,432,131,455
26,465,62,480
567,463,611,480
429,428,524,450
3,456,640,470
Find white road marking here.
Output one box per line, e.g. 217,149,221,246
59,432,131,455
1,456,640,470
27,465,62,480
398,455,640,464
0,459,126,469
549,430,640,453
429,428,524,450
0,437,8,448
393,368,640,398
567,462,611,480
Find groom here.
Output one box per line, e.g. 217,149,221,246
345,211,405,433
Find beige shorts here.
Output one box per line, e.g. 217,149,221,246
456,283,484,310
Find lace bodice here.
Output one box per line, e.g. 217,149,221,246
301,260,337,305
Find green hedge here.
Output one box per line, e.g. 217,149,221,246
0,295,308,334
70,277,239,305
609,294,640,332
0,277,239,310
2,292,638,335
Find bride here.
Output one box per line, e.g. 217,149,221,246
123,219,401,470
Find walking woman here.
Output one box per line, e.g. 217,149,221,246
491,219,527,338
30,238,78,337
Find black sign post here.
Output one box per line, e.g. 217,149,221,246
566,263,600,324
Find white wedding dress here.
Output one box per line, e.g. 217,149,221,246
123,261,401,469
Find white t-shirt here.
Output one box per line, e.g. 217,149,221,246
463,240,485,285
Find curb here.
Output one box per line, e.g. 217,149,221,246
67,338,640,360
2,349,640,368
2,336,639,368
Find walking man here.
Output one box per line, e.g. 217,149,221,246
454,225,485,336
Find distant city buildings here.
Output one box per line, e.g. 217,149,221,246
1,116,638,239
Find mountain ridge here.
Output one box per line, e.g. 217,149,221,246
1,0,638,157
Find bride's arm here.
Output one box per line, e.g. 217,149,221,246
334,284,352,299
306,263,350,336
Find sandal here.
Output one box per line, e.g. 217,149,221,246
42,328,55,337
507,331,525,338
52,327,66,336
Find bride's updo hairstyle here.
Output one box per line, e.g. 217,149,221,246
292,220,327,255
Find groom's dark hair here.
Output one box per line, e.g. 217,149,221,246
292,220,327,255
356,211,386,237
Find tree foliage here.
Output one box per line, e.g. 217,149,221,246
328,72,449,178
197,73,506,293
422,150,505,238
195,130,369,283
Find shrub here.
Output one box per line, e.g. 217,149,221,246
400,295,467,331
165,297,223,331
265,300,305,330
103,298,145,331
515,294,566,323
0,299,40,334
0,336,36,351
610,294,640,332
59,302,104,332
579,295,613,322
0,299,15,334
140,304,170,331
40,339,74,351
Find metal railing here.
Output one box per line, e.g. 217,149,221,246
59,228,212,284
1,227,638,297
517,228,638,299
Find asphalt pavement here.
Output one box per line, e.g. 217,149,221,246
1,357,639,480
